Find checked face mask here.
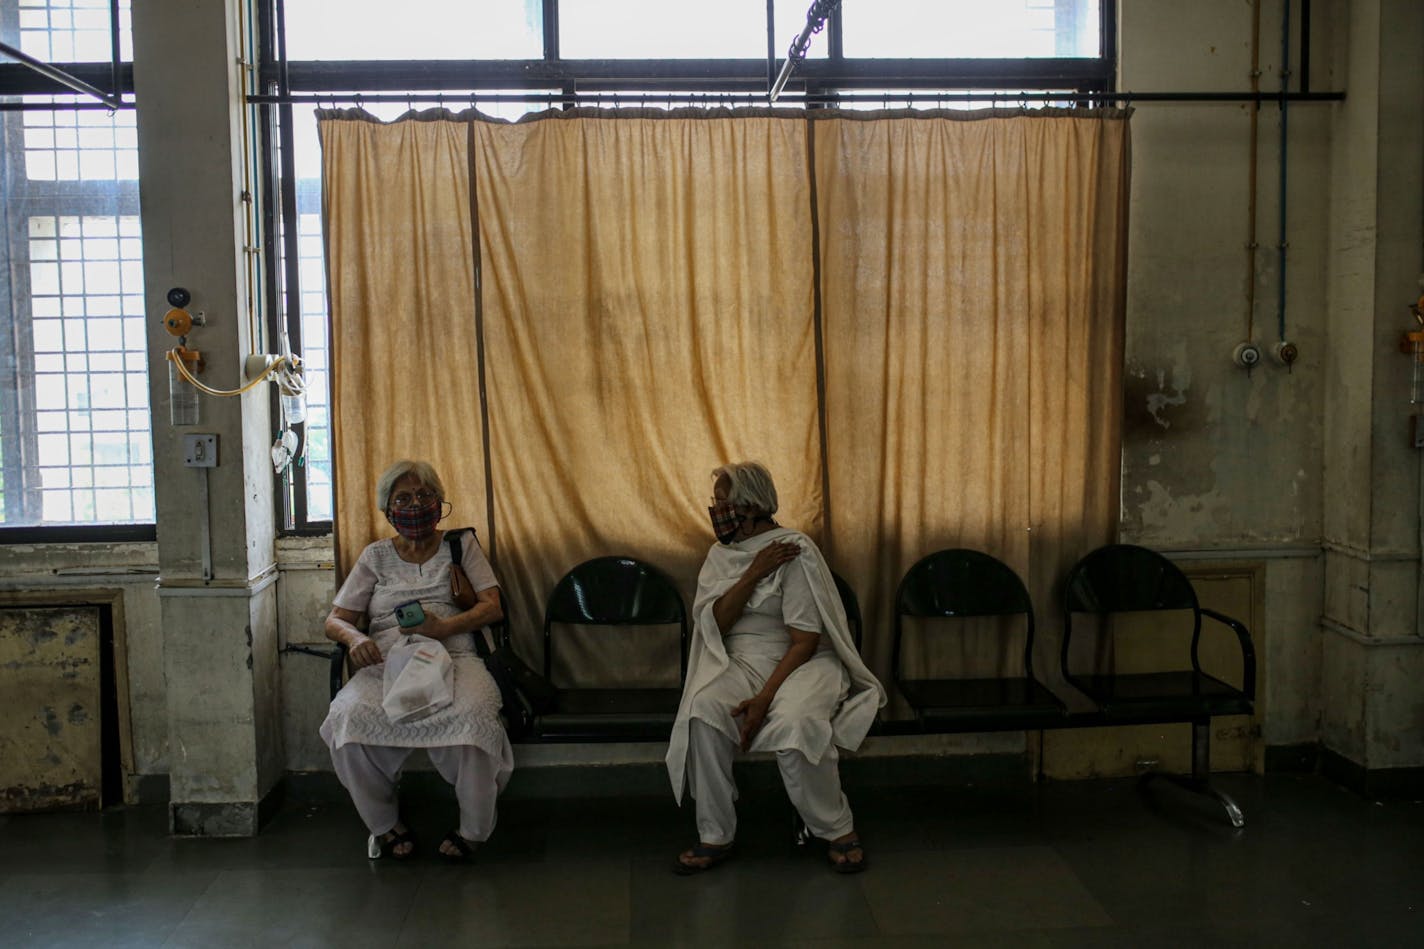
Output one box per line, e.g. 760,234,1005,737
387,494,445,540
708,500,745,545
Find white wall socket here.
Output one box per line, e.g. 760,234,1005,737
183,433,218,467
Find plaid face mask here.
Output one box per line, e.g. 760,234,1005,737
388,495,443,540
708,501,744,544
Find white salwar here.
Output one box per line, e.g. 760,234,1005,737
666,528,886,843
320,532,514,841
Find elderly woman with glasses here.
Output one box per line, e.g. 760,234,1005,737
666,461,885,874
320,459,511,862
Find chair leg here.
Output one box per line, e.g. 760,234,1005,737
1139,720,1246,829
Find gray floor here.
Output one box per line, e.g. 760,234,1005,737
1,773,1420,948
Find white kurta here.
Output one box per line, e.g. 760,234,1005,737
666,528,886,802
319,532,508,762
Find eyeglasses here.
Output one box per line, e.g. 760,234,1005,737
389,488,439,509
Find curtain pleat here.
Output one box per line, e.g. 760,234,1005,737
322,113,489,578
470,113,820,683
815,112,1128,705
319,107,1127,703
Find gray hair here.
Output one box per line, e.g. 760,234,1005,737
712,461,779,516
375,459,446,511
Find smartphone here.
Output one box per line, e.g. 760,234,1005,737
394,601,426,628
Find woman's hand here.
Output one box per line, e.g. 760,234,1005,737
732,694,772,752
746,541,799,581
405,614,453,641
349,636,383,669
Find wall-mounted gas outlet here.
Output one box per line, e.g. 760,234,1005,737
1232,342,1262,369
182,433,218,467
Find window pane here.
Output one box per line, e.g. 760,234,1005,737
10,0,134,61
561,0,820,59
282,0,543,60
23,99,140,182
842,0,1100,58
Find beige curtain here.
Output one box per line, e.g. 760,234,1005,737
815,110,1129,702
319,106,1128,704
470,110,821,684
322,112,490,577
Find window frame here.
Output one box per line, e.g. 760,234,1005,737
260,0,1116,535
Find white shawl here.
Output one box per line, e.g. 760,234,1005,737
665,527,886,802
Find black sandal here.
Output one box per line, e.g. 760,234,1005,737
369,825,417,861
672,843,735,875
827,838,867,874
440,830,480,863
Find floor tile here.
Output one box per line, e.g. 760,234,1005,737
0,871,216,948
397,859,630,947
164,867,423,948
858,847,1114,935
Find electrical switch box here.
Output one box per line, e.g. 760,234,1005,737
183,433,218,467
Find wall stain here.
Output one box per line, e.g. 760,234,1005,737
41,706,62,736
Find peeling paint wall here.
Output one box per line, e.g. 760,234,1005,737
1118,0,1333,748
0,544,162,785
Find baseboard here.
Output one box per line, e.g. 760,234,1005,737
1320,747,1424,800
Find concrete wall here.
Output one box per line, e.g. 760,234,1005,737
4,0,1421,805
1119,0,1333,748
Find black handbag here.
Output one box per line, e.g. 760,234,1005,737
448,530,558,738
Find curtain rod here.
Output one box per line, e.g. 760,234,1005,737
245,91,1345,107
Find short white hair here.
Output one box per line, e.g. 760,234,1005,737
713,461,779,516
375,459,445,511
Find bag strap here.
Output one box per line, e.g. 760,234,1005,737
446,528,468,566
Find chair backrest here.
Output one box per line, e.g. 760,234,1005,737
542,556,689,683
830,570,863,652
1063,544,1198,614
1060,544,1202,677
892,548,1036,682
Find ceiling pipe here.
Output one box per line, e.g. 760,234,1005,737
0,40,122,109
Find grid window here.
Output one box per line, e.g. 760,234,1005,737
17,214,152,525
23,105,139,181
15,0,133,61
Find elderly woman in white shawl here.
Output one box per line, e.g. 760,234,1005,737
667,462,885,874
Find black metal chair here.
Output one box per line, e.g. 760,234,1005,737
534,556,689,741
892,548,1065,732
1061,544,1256,827
830,570,863,653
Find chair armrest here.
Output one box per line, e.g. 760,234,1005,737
1200,607,1256,701
330,642,349,701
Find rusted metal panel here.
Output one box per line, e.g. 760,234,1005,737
0,606,103,812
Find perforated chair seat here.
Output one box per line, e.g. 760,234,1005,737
1068,671,1251,720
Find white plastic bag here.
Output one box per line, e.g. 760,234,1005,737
381,634,454,724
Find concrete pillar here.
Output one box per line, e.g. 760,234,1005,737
132,0,282,835
1321,0,1424,791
